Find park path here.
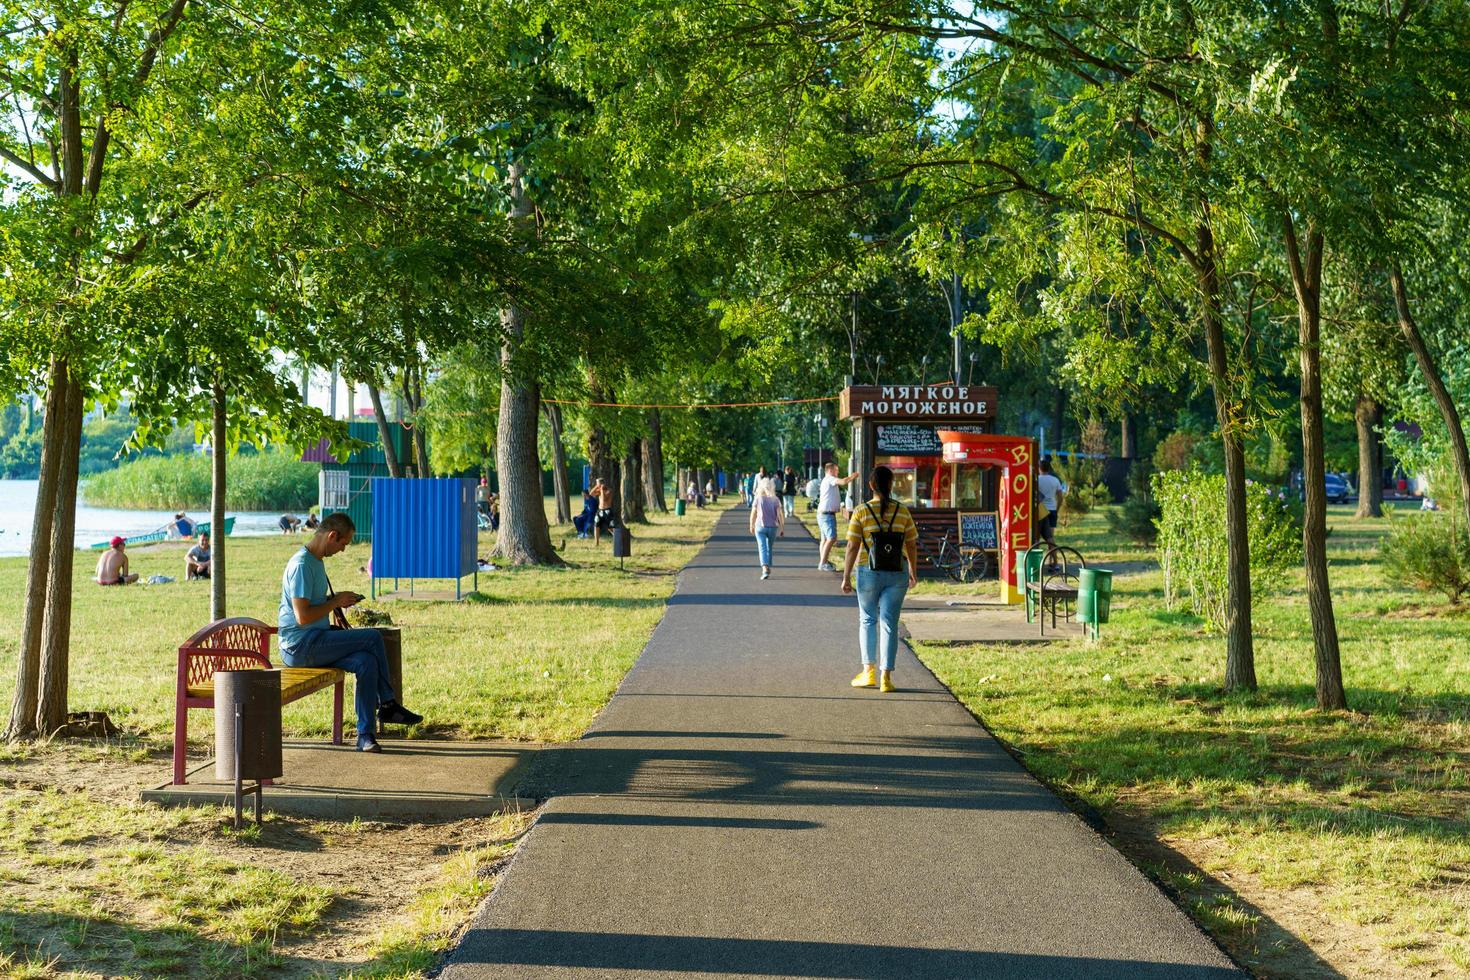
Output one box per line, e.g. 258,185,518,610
442,509,1241,979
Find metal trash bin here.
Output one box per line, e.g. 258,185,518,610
675,498,686,517
1078,568,1114,639
214,669,283,825
375,627,403,706
612,527,632,569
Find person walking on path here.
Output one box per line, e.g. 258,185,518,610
748,476,785,580
841,465,918,693
1036,458,1067,550
816,461,860,571
277,513,423,752
781,466,798,517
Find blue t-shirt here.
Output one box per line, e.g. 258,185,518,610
279,547,330,651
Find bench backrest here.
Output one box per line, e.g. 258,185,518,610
177,617,276,691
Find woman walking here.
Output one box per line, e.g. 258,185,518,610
748,476,785,580
841,465,918,693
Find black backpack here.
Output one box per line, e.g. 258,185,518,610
864,501,906,572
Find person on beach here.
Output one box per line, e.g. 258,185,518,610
95,536,139,586
816,461,860,571
748,476,785,580
841,465,918,694
185,532,211,580
277,512,423,753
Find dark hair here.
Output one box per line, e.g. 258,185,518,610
871,465,895,507
320,512,355,537
1039,459,1053,474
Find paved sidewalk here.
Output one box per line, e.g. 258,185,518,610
443,510,1240,979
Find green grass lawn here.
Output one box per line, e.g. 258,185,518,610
0,498,727,744
914,503,1470,979
0,497,728,978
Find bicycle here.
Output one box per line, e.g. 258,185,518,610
932,531,992,583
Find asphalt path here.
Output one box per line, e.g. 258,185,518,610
443,507,1241,979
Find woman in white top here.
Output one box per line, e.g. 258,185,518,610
747,477,785,580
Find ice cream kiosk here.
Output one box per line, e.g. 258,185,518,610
839,383,1035,603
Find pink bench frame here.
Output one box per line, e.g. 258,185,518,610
173,617,344,785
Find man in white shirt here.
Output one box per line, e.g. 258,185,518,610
1036,458,1067,547
816,462,860,571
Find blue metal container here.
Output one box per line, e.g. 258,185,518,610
370,477,478,599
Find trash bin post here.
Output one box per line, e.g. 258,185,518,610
1078,568,1114,640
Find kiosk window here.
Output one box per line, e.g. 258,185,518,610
874,456,918,504
953,464,986,509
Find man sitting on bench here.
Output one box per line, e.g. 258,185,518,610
277,512,423,753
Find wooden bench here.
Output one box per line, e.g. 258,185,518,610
173,617,344,785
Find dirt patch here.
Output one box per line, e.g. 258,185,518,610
1,739,532,978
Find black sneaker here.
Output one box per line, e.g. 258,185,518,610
356,733,382,753
378,702,423,726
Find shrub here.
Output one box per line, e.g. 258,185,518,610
1382,513,1470,603
1152,468,1302,629
1153,431,1200,471
82,451,318,511
1108,463,1160,545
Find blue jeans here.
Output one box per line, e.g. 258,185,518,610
282,628,395,735
755,527,776,566
782,496,794,516
856,566,909,672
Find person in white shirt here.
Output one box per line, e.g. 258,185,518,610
815,461,860,571
1036,458,1067,547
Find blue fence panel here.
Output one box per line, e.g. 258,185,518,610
371,477,477,580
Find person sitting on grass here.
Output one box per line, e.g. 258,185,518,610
185,532,211,580
95,536,140,586
277,512,423,753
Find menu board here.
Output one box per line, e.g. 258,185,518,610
875,424,986,456
958,511,999,550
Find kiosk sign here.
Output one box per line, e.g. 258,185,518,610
840,385,998,421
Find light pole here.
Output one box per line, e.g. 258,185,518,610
814,412,827,476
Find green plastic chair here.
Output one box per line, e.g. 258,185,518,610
1017,545,1048,623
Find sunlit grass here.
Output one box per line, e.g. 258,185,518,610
916,502,1470,979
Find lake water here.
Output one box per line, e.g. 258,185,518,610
0,480,291,558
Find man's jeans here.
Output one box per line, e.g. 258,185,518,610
782,495,794,516
282,628,395,735
856,566,909,672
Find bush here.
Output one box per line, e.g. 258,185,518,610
83,451,318,511
1153,431,1200,471
1153,468,1302,630
1382,513,1470,603
1108,463,1160,544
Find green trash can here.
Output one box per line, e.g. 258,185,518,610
1078,568,1114,638
675,498,686,517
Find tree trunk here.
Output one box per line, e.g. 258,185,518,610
367,383,404,478
542,401,571,524
5,364,64,740
35,372,83,736
1284,216,1345,710
1052,387,1067,452
492,158,561,565
1120,414,1136,459
622,442,647,524
642,409,667,512
1198,213,1256,692
409,373,430,478
1355,394,1384,519
1390,265,1470,534
210,382,227,621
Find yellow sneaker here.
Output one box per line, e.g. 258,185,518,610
851,666,877,688
878,671,895,693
